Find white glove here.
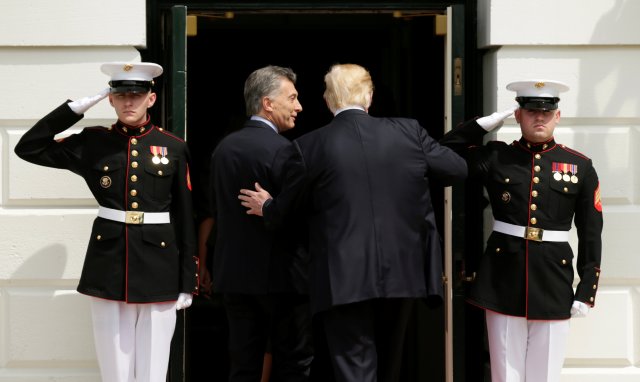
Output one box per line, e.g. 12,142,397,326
570,300,590,318
176,293,193,310
476,105,519,132
68,88,110,115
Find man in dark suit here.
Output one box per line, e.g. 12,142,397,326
14,62,198,382
239,63,468,382
209,65,313,382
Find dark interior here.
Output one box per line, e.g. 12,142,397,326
174,9,453,382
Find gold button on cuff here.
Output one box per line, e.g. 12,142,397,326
563,187,569,192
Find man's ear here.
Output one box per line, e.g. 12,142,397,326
147,92,157,108
262,96,273,112
514,108,521,123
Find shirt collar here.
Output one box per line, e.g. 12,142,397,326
251,115,278,134
335,106,366,116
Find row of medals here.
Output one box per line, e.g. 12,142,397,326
554,171,578,183
152,155,169,165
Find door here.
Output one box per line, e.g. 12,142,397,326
444,4,489,382
164,5,189,382
156,4,477,381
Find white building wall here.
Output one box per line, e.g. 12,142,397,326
1,0,638,381
0,1,147,380
479,0,640,380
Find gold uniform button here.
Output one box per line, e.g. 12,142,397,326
96,235,102,241
131,138,138,145
157,170,163,176
533,177,540,183
161,242,166,248
495,247,501,253
103,165,109,171
131,150,139,157
131,202,139,209
532,190,538,197
596,272,600,277
130,189,137,197
131,161,138,168
534,165,541,172
535,154,541,159
563,187,569,192
590,297,594,302
562,259,567,265
593,284,597,290
504,178,510,183
530,217,537,225
530,204,537,211
131,175,138,182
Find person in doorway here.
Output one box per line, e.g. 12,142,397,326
439,79,603,382
14,62,199,382
208,65,313,382
238,63,468,382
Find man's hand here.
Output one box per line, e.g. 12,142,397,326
238,182,272,217
570,300,590,318
176,293,193,310
68,88,110,115
476,105,519,132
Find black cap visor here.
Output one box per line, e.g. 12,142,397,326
109,80,153,94
516,96,560,111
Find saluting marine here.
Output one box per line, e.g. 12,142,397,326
440,80,603,382
14,62,198,382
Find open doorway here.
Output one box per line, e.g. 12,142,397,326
179,9,450,382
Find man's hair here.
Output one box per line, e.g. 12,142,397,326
244,65,297,117
323,63,373,114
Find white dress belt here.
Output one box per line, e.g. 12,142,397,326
493,220,569,242
98,206,171,225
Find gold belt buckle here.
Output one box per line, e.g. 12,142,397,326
525,227,543,242
125,211,144,224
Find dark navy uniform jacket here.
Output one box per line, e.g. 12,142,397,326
441,119,603,320
15,102,198,303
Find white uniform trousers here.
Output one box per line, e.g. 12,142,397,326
485,310,570,382
90,298,177,382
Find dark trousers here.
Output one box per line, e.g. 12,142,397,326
320,298,415,382
224,293,313,382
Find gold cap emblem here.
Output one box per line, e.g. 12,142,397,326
123,63,134,72
534,82,545,88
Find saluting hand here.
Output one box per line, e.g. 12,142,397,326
238,182,272,217
476,104,519,132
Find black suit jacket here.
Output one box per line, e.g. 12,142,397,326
265,109,467,313
210,119,307,294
